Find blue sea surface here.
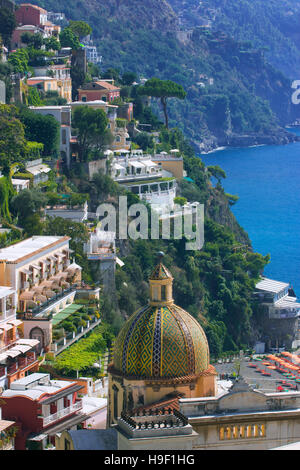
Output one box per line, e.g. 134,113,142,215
200,132,300,296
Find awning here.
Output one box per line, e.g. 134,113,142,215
40,281,56,288
0,353,8,362
63,248,74,254
27,165,51,176
20,292,36,301
129,161,145,169
113,163,124,170
116,257,125,267
31,264,42,270
13,345,32,354
16,339,39,347
7,319,23,327
21,268,32,275
1,323,14,331
6,349,21,358
142,160,158,167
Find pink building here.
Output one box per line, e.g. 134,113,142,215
78,80,120,103
1,373,87,450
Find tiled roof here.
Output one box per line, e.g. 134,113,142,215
149,262,173,280
132,396,180,415
113,303,210,379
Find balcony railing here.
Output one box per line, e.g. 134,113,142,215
51,316,101,354
7,355,37,376
25,284,78,318
42,401,82,427
113,171,163,182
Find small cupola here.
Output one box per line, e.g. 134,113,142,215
149,252,173,306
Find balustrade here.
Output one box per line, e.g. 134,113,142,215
42,401,82,427
219,423,265,441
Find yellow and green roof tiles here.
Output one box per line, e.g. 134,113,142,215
113,303,209,379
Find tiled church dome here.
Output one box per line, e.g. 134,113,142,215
113,261,210,379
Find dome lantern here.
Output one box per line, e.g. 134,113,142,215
149,252,173,306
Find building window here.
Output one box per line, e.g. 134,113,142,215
161,285,166,301
152,286,159,301
62,129,66,145
113,385,119,420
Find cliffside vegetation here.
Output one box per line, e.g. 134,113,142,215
25,0,300,151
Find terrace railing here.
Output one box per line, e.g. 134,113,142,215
26,284,78,317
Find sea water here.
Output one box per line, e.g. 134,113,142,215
200,132,300,295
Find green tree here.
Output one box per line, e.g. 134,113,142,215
11,189,48,226
44,36,61,51
122,71,137,86
19,108,60,156
0,105,26,163
207,165,227,185
59,27,81,50
8,49,29,75
0,7,16,47
69,21,92,39
138,78,186,128
21,32,44,50
72,106,109,161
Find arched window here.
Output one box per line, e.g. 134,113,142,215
113,385,119,420
30,327,44,352
161,285,166,301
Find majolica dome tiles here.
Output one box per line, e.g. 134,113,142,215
113,304,209,379
149,263,173,281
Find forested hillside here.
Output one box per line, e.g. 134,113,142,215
169,0,300,79
22,0,300,152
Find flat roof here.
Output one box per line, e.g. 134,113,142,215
10,372,49,387
0,286,15,298
256,277,289,293
0,236,70,263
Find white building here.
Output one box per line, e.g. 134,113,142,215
25,159,51,185
84,45,101,64
255,278,300,320
0,236,81,353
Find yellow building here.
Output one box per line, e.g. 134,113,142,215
107,257,217,427
152,154,184,179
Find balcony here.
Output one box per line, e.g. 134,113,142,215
113,171,163,183
7,355,37,376
24,284,78,319
42,401,83,427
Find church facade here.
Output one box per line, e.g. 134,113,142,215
107,259,217,428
